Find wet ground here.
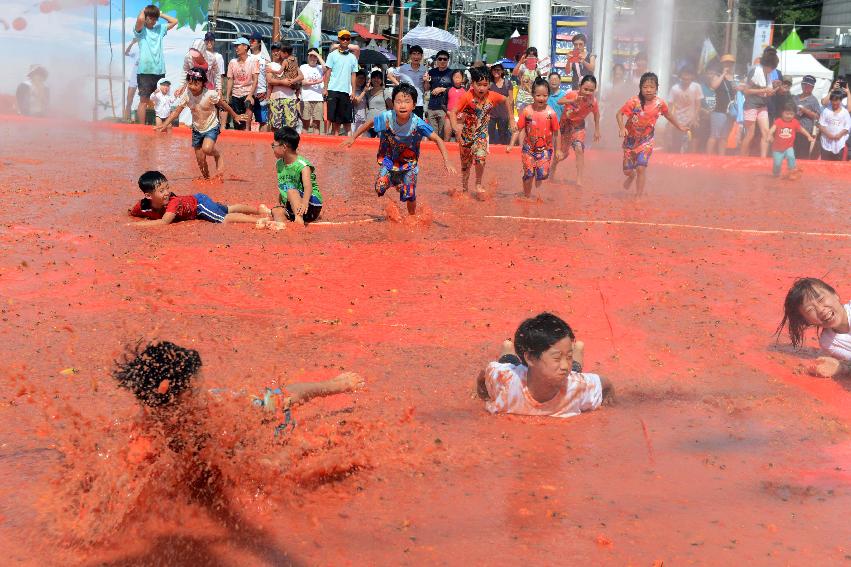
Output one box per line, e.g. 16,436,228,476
1,117,850,565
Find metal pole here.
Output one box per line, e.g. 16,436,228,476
122,0,126,120
443,0,450,31
94,0,98,121
273,0,281,42
528,0,551,63
724,0,732,53
418,0,425,26
731,0,740,64
396,2,404,64
290,0,297,27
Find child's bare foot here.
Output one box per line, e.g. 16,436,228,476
330,371,366,392
474,186,488,201
809,356,841,378
623,174,635,190
787,169,802,180
572,340,585,368
501,339,515,357
575,177,584,187
385,202,403,223
255,218,270,229
259,204,272,218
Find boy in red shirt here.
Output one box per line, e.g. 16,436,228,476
128,170,270,226
769,102,814,179
506,77,560,198
448,67,515,199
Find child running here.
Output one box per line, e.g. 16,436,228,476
263,126,323,228
554,74,600,186
505,77,560,199
777,278,851,379
768,102,814,179
616,72,689,195
448,67,515,199
128,170,270,227
343,83,455,219
155,67,244,179
476,312,613,417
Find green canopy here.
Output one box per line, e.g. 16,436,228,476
778,28,804,52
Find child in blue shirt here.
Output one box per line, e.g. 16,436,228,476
343,83,456,218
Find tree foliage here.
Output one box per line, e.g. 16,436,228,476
156,0,207,31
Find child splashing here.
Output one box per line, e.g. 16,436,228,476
616,72,689,196
155,67,245,179
477,313,613,417
777,278,851,378
554,74,600,186
506,77,560,199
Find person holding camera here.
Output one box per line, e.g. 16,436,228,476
794,75,821,160
706,54,737,155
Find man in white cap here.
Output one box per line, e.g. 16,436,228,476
793,75,821,160
225,36,258,130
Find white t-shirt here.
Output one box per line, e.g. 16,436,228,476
483,361,603,418
392,63,427,106
176,89,221,132
668,82,704,127
818,106,851,154
819,302,851,361
299,63,325,102
127,49,139,88
267,61,295,100
150,90,176,119
214,52,225,80
251,52,270,95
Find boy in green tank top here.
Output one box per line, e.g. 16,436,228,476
262,126,323,228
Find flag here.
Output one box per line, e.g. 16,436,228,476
698,37,718,73
296,0,323,49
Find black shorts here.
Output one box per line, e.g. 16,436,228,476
137,73,164,99
283,201,322,223
820,146,846,161
326,90,353,124
229,96,249,130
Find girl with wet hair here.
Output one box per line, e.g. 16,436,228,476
777,278,851,378
476,313,613,417
616,72,688,195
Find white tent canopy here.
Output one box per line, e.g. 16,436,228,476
778,50,834,101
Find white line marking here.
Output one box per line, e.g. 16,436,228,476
484,215,851,239
311,218,381,226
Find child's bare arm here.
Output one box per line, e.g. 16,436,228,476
161,12,178,30
593,109,601,141
342,117,375,146
616,110,627,137
154,104,186,131
663,109,688,132
285,372,364,405
216,99,244,124
134,8,145,32
128,211,177,227
296,167,313,215
427,131,457,174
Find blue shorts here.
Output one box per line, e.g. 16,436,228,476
194,193,229,223
253,98,269,124
192,125,220,149
375,167,417,202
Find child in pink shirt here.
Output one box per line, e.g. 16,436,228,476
476,313,613,418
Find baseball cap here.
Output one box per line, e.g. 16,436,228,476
720,54,735,63
250,31,263,41
232,37,250,46
338,29,351,39
801,75,816,86
204,32,215,41
157,78,171,86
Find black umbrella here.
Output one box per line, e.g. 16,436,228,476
359,49,394,66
